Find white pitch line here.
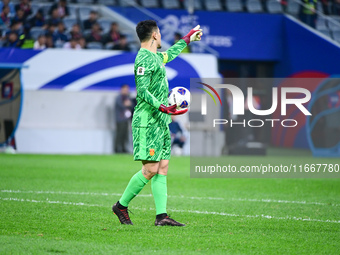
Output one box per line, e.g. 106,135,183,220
0,197,103,207
0,189,339,206
170,208,340,224
0,190,223,201
230,198,339,207
1,196,339,224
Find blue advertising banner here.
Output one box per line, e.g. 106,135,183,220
0,48,220,91
112,7,284,61
275,16,340,78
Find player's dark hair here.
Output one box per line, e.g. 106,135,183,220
136,20,158,42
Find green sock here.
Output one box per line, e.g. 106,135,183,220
119,170,149,207
151,174,167,215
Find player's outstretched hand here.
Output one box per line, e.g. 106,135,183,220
159,104,188,115
182,25,203,45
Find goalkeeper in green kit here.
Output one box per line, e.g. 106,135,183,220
112,20,203,226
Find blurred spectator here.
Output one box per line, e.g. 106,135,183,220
299,0,317,28
49,0,69,19
18,24,34,48
112,35,131,51
55,22,68,43
103,22,121,44
12,8,25,24
333,0,340,15
3,31,19,47
34,34,46,49
85,22,102,43
0,6,11,27
114,84,133,153
83,10,98,30
15,0,32,19
169,116,186,151
0,0,15,17
174,32,190,53
78,37,86,49
70,23,82,40
7,20,23,35
63,37,81,49
46,8,61,26
321,0,330,15
29,9,45,27
44,23,57,41
45,34,54,48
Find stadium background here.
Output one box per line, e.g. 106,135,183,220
0,0,340,254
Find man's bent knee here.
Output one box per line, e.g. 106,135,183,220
158,160,169,176
142,161,159,180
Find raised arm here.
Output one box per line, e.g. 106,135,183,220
159,39,187,64
158,25,203,64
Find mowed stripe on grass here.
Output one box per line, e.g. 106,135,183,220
2,189,340,206
1,153,340,254
1,196,340,224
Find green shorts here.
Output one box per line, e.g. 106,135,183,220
132,125,171,161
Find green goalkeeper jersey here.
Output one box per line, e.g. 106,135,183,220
132,39,187,128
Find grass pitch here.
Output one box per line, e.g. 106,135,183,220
0,151,339,254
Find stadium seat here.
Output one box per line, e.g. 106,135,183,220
316,16,328,30
332,31,340,43
141,0,160,8
246,0,263,13
83,29,92,37
162,0,180,9
30,27,45,40
97,0,117,5
129,43,139,52
78,7,96,21
30,3,42,15
226,0,243,12
55,40,65,48
204,0,223,11
87,42,104,49
41,4,51,17
328,16,340,32
332,30,340,39
97,18,113,34
63,17,78,31
68,5,78,19
266,0,283,13
105,42,115,49
74,0,94,4
118,0,137,7
317,28,331,38
0,24,7,36
317,1,323,14
126,33,136,43
287,0,299,17
30,3,49,16
183,0,203,10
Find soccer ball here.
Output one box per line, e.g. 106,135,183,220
168,86,191,109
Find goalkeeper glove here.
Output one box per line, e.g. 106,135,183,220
182,25,203,45
159,104,188,115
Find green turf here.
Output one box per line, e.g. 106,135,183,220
0,152,339,254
